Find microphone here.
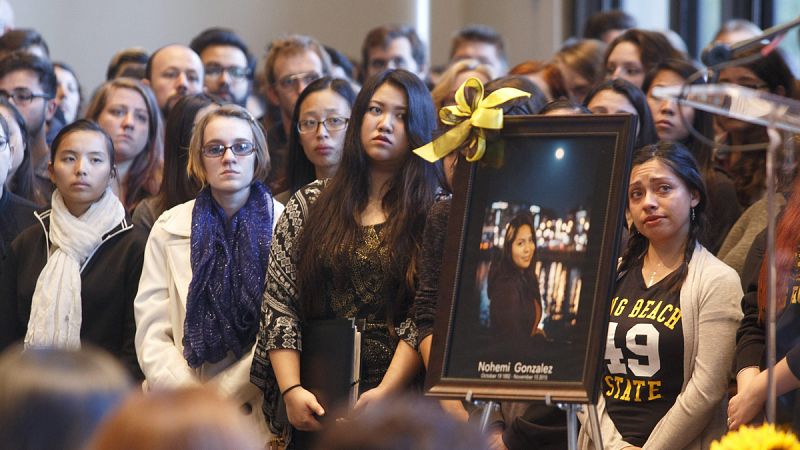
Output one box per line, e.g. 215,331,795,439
701,15,800,66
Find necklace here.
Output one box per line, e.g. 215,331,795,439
647,267,661,287
644,254,671,288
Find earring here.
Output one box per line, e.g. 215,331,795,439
691,207,695,223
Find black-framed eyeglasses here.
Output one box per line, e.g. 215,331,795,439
297,117,349,134
0,88,51,105
201,141,256,158
204,64,250,80
275,71,321,91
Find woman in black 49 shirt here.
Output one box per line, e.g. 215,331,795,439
580,142,742,449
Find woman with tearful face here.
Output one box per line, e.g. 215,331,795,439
578,142,742,450
0,120,145,379
134,105,283,443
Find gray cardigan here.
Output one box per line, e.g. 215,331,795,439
579,245,743,450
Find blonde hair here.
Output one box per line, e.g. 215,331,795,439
431,58,496,109
186,104,270,186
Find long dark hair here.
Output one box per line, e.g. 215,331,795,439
155,94,220,216
296,69,438,320
489,212,538,284
619,142,708,294
287,76,357,194
584,78,658,149
642,59,716,182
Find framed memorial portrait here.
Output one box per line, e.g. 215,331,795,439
426,114,636,403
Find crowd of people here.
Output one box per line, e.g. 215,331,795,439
0,3,799,449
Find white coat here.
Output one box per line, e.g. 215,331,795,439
134,198,284,441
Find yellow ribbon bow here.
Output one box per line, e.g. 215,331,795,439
413,77,531,163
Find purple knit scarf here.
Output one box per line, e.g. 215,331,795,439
183,181,273,368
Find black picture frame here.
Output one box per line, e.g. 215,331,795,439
426,114,636,403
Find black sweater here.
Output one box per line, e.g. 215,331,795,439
0,189,39,264
0,211,145,379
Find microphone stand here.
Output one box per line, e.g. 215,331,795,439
702,15,800,66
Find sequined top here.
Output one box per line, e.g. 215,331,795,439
251,179,417,437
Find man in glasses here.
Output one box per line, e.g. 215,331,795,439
143,44,204,113
190,28,254,108
0,51,56,191
264,34,331,195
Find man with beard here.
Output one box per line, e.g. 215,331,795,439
0,51,56,196
190,28,254,107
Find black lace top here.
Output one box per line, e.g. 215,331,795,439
251,180,417,438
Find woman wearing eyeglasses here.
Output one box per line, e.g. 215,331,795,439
134,104,283,442
131,94,221,233
286,76,356,197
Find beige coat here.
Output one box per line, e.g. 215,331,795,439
134,199,284,442
579,245,743,450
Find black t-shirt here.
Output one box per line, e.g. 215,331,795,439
602,261,684,447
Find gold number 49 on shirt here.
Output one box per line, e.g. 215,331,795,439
605,322,661,377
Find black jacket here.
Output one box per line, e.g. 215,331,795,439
0,189,39,263
0,210,145,379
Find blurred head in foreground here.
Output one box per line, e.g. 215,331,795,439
0,344,132,450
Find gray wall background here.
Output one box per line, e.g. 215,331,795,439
11,0,570,97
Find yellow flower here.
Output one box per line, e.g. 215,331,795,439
711,424,800,450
